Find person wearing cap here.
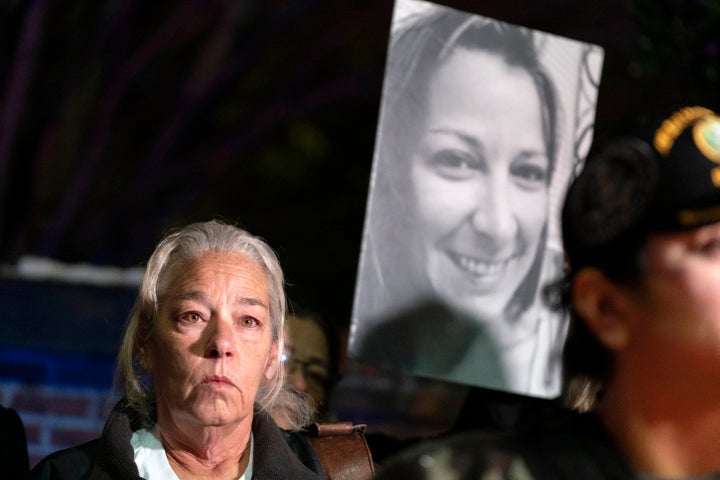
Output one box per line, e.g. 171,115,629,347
375,105,720,479
546,105,720,478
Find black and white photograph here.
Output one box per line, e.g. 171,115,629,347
349,0,604,397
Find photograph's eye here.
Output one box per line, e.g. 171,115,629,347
428,150,482,180
511,161,548,189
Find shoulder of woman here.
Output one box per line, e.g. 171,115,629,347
251,409,324,478
29,440,102,480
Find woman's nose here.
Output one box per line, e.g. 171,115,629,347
470,183,517,242
204,317,236,358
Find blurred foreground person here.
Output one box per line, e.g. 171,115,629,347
31,220,325,479
378,105,720,479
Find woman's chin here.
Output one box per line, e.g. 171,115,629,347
458,299,507,324
432,287,508,322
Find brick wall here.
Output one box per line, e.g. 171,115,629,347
0,278,131,468
1,381,115,467
0,344,119,468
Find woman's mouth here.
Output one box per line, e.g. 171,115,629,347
202,375,235,387
447,251,513,277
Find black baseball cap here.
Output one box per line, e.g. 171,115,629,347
562,106,720,274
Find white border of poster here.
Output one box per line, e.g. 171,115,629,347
349,0,604,398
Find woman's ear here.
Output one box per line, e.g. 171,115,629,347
135,317,154,370
137,342,153,370
572,268,632,351
263,343,279,381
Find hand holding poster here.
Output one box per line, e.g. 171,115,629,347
349,0,604,398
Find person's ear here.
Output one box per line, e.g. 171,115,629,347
137,341,153,370
572,268,632,351
263,343,279,381
135,322,154,370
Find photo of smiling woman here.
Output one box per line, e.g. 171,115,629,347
350,0,602,397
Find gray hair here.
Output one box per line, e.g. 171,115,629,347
115,220,313,429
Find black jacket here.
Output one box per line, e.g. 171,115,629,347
30,400,325,480
377,407,639,479
1,405,29,478
515,410,637,479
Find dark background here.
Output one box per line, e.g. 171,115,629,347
1,0,719,347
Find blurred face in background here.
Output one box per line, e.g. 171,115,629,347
284,314,330,407
410,48,550,322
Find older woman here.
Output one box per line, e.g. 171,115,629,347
31,220,322,479
352,3,564,397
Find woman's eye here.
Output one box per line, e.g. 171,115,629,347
240,317,259,328
699,238,720,257
179,312,203,323
428,150,481,180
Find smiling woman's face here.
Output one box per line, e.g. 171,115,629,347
410,48,550,320
147,251,278,431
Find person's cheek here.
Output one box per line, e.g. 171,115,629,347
416,188,457,241
512,188,547,239
431,181,477,226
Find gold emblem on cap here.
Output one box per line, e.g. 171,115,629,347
693,115,720,186
654,106,715,156
654,107,720,187
679,204,720,227
693,116,720,163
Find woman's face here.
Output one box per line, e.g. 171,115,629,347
147,251,278,431
410,48,550,320
285,315,330,406
607,223,720,393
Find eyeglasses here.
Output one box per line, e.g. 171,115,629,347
281,351,330,390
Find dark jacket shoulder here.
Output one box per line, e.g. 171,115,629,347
251,408,325,479
377,404,637,480
0,405,30,478
30,440,104,480
514,408,637,480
